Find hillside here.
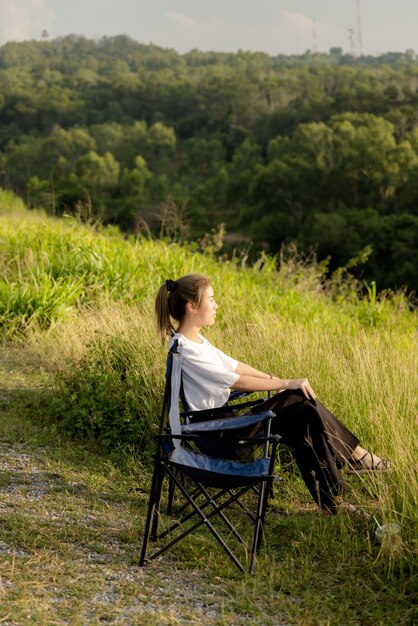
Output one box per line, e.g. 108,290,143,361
0,191,416,624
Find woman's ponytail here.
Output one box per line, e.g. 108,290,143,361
155,282,174,343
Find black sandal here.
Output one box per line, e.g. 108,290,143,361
346,451,391,474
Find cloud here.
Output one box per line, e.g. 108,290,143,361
0,0,54,44
166,11,195,28
283,9,315,32
206,15,227,29
166,11,226,31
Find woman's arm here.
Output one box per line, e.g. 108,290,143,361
233,362,316,399
235,362,272,378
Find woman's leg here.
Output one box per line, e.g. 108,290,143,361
265,390,359,513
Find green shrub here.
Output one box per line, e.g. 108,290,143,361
44,310,164,453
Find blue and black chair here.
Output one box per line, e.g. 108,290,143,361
139,340,281,574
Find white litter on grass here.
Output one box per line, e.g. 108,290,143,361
373,517,401,543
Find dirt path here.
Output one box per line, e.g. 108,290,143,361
0,436,235,624
0,347,240,625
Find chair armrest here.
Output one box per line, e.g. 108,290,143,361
157,431,282,444
180,398,265,421
181,410,275,434
156,433,200,441
227,391,251,401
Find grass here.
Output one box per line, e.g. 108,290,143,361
0,191,417,624
0,345,416,624
31,300,416,532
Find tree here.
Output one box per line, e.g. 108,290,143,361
114,156,153,229
77,151,120,190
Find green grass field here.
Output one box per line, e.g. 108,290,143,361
0,190,417,624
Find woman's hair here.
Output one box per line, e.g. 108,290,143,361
155,274,212,342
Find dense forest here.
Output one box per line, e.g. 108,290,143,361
1,36,418,291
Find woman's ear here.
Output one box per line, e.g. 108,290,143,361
186,301,198,314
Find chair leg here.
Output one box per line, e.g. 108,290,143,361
148,468,249,573
197,482,246,546
173,484,204,516
167,472,175,515
167,474,202,518
249,442,279,573
150,462,165,541
139,461,163,565
158,486,231,541
249,479,271,575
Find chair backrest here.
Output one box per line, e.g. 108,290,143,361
157,339,180,434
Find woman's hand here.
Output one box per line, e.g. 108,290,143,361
285,378,316,400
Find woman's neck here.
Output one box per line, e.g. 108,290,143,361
177,322,202,344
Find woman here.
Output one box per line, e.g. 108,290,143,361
155,274,390,515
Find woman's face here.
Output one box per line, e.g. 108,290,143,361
194,285,218,327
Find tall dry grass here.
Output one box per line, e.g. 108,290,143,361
30,299,417,566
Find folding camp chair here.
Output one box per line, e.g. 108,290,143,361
139,340,281,574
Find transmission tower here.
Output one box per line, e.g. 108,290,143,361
312,18,318,53
348,28,356,57
348,1,363,58
356,0,363,56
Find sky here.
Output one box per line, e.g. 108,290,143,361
0,0,417,57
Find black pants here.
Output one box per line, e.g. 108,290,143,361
264,390,359,512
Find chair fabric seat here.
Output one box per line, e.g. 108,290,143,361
169,446,270,476
168,448,271,488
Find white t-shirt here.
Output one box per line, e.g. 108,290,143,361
168,333,240,411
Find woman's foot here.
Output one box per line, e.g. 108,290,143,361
321,500,339,516
337,502,370,517
322,498,369,516
347,447,391,473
